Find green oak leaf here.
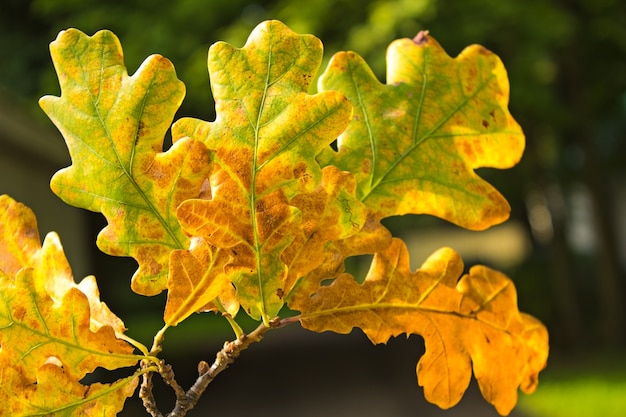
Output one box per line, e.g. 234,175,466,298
318,32,525,230
39,29,211,295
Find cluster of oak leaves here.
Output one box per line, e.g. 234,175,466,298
0,20,548,416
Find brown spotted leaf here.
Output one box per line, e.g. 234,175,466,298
173,21,353,322
282,166,368,299
164,237,236,326
39,29,211,295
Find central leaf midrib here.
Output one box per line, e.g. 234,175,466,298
249,34,275,321
360,61,494,205
300,302,514,334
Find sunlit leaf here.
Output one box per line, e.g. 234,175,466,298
173,20,353,322
282,166,368,297
295,238,548,415
164,237,234,326
0,195,43,276
0,195,132,341
318,32,525,230
39,29,211,295
0,195,140,414
0,364,138,417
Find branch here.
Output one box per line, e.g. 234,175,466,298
166,318,281,417
140,317,289,417
139,361,164,417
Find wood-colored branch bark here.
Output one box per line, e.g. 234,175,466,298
140,317,286,417
140,368,163,417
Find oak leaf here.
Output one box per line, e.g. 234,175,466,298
0,195,130,339
318,32,525,230
283,166,368,299
172,20,353,322
0,365,138,417
294,238,548,415
164,237,235,326
0,195,140,415
39,29,211,295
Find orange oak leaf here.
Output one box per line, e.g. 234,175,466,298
173,21,352,322
294,238,548,415
177,190,300,322
39,29,211,295
283,166,368,298
284,209,393,310
164,237,235,326
318,32,525,230
165,168,373,326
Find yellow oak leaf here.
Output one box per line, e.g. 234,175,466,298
294,238,548,415
318,32,525,230
0,195,139,404
0,194,44,276
39,29,211,295
0,195,127,336
0,257,139,383
173,21,353,322
0,364,138,417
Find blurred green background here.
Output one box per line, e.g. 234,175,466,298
1,0,625,416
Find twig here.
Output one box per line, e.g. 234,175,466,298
139,361,163,417
140,317,292,417
160,360,187,398
166,317,282,417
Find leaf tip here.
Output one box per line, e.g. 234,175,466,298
412,30,430,46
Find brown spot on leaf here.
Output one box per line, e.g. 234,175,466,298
482,120,489,128
477,45,492,55
462,142,475,159
13,306,27,321
199,178,212,199
256,198,267,212
293,163,307,179
362,159,371,174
